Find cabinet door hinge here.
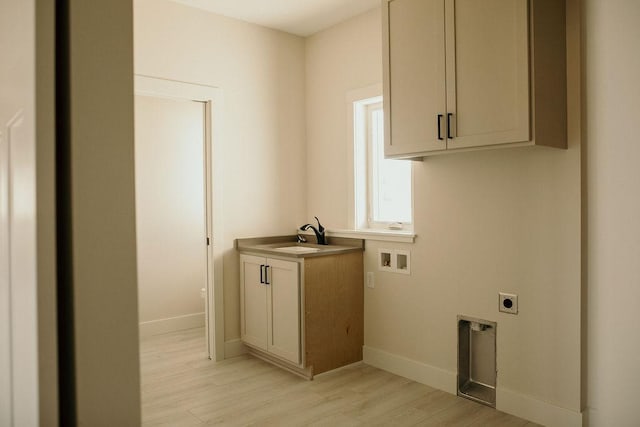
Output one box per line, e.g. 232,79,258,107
206,237,211,246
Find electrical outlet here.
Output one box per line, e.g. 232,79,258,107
200,287,206,299
366,272,375,289
499,292,518,314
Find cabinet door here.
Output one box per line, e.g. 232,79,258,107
240,255,268,351
384,0,447,157
445,0,530,149
266,258,300,365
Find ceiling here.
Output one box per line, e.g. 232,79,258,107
170,0,380,37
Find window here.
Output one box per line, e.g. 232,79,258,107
353,96,412,230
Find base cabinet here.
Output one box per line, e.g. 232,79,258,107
239,251,364,378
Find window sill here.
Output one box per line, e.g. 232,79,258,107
326,228,416,243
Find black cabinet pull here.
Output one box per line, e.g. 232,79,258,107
447,113,453,139
265,265,270,285
437,114,444,140
259,264,264,284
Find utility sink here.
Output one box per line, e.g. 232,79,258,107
272,246,321,254
235,235,364,258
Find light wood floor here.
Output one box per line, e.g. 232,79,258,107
140,328,539,426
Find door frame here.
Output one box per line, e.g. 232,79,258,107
134,74,225,361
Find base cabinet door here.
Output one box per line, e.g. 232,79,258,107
240,254,300,365
240,254,268,351
266,258,300,364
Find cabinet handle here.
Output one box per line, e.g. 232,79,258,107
265,265,270,285
260,264,264,284
447,113,453,139
437,114,444,140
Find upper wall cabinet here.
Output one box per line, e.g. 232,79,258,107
383,0,567,159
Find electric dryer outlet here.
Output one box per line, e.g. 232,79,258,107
499,292,518,314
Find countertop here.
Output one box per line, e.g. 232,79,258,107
235,235,364,258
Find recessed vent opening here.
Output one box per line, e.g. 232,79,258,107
457,316,497,407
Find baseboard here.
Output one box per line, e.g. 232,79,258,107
224,338,248,358
582,407,591,427
139,312,205,338
363,345,583,427
497,388,583,427
363,346,457,394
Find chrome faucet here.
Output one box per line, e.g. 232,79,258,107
300,216,327,245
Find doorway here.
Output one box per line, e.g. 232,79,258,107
134,75,224,361
135,94,207,339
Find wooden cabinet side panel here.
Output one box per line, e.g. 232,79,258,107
531,0,567,148
304,253,364,375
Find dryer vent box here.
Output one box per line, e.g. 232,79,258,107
457,316,497,407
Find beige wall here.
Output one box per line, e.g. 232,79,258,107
305,9,383,227
35,0,58,423
135,96,206,328
585,0,640,424
134,0,307,342
68,0,141,424
306,3,582,419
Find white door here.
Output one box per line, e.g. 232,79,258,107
0,0,39,424
135,95,208,337
266,258,300,364
240,255,268,350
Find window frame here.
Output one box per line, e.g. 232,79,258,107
351,94,413,232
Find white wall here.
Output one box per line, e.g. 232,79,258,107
306,4,582,425
135,95,207,335
134,0,307,343
585,1,640,425
1,0,40,423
